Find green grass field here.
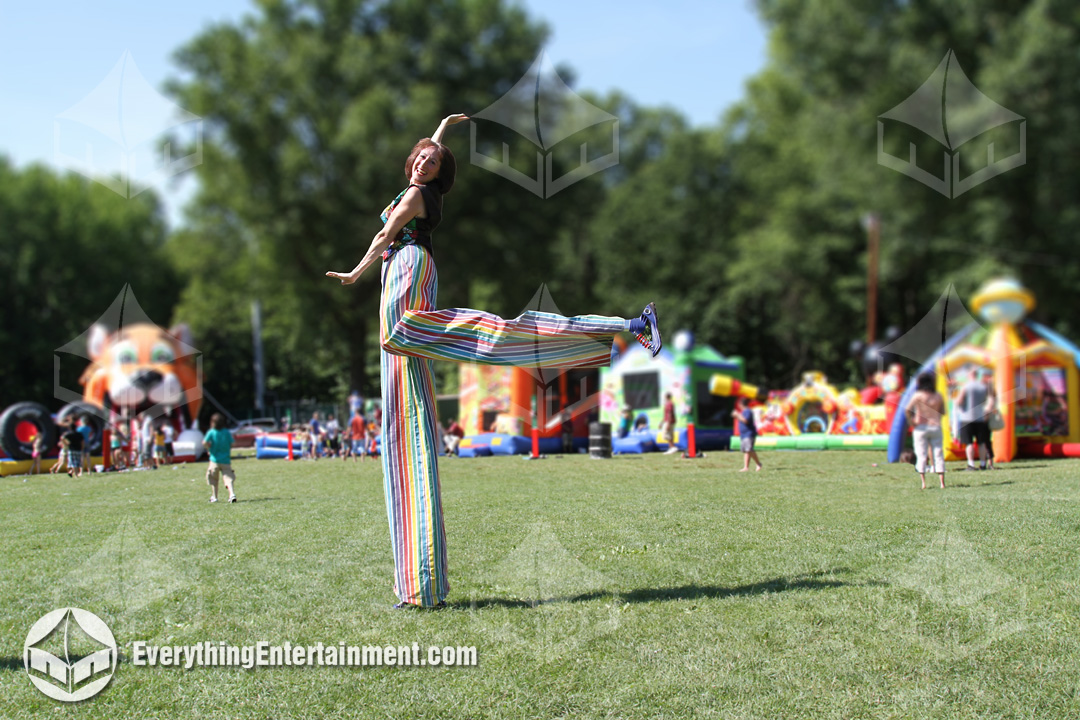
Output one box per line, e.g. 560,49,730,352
2,451,1079,719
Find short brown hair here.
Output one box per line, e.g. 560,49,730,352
405,138,456,194
210,413,226,430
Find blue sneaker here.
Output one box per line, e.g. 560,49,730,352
635,303,662,357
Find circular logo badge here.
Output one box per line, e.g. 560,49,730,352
24,608,117,702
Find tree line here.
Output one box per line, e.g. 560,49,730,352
3,0,1078,418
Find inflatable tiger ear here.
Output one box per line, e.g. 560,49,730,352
169,324,194,351
88,323,110,360
79,324,111,406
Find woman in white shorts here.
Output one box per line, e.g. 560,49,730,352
905,372,946,490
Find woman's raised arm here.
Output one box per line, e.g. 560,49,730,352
431,114,469,144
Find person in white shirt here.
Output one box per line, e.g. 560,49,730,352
325,414,341,457
163,423,175,464
140,415,154,468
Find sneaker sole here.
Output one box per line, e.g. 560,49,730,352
645,302,662,356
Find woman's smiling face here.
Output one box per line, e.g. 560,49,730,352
410,147,441,184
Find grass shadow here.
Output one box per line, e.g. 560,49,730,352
0,653,148,673
949,480,1016,488
952,464,1051,472
0,656,24,671
457,568,883,610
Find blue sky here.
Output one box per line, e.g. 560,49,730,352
0,0,766,225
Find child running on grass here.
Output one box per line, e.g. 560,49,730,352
203,413,237,503
733,397,763,472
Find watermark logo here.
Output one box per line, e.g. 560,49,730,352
470,51,618,198
56,518,205,635
876,283,982,378
24,607,117,702
893,528,1027,658
54,50,203,198
468,523,623,663
878,50,1025,197
54,284,203,426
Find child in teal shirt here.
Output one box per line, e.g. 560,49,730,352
202,413,237,503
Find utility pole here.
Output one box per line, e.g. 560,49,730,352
252,300,265,414
863,212,881,346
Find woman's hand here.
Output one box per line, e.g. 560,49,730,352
433,114,470,143
326,270,358,285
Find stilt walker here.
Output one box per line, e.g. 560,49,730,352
328,114,662,608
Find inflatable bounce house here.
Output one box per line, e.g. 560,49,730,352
0,286,204,475
599,331,744,453
455,363,597,457
888,279,1080,463
722,370,897,451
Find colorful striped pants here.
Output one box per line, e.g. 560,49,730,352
379,245,625,606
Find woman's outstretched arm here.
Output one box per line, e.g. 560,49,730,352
325,187,426,285
431,114,469,144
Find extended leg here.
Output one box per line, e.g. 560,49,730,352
383,307,625,368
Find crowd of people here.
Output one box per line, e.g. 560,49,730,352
284,408,381,461
283,403,477,461
102,414,177,471
21,369,1005,509
24,411,182,478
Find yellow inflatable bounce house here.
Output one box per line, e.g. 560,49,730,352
888,278,1080,462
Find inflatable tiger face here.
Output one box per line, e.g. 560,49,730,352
80,323,201,426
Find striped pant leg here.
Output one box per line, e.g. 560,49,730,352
379,246,448,606
382,307,626,369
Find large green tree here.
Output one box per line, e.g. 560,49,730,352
751,0,1080,326
582,0,1080,389
163,0,1080,409
762,1,1079,325
0,158,178,409
167,0,625,407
